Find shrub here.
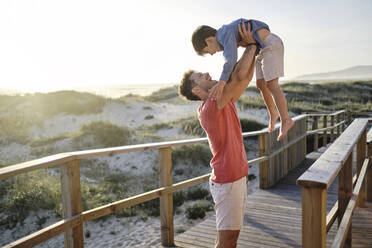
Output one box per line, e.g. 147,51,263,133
186,201,213,219
81,173,129,210
186,187,209,201
240,118,265,132
180,118,205,137
74,121,132,149
145,86,178,102
173,191,185,208
138,198,160,217
172,144,212,165
2,171,61,226
30,134,69,147
145,115,154,120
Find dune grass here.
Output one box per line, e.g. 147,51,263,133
239,80,372,114
73,121,133,149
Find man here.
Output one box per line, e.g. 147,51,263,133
178,24,256,248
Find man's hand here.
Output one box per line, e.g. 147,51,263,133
208,80,226,102
237,22,255,47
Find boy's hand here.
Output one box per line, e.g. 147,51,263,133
238,22,255,47
208,80,226,101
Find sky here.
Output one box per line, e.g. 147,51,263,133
0,0,371,92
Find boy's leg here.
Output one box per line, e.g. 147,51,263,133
266,78,294,140
256,78,279,133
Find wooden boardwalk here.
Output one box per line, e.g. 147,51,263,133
174,148,372,248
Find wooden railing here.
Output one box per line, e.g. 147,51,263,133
297,118,372,248
0,110,346,248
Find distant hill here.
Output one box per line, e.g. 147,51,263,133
295,65,372,80
0,88,21,95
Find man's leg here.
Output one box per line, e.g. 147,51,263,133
215,230,240,248
256,78,279,133
266,78,294,140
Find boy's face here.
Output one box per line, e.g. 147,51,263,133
202,36,221,55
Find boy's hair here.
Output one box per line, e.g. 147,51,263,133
192,25,217,56
178,70,200,101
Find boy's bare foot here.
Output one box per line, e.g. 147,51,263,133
277,118,294,141
268,113,279,133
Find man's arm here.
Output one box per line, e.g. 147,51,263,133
216,44,256,109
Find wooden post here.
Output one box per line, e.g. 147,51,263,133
338,152,353,246
330,115,335,142
336,114,340,137
302,118,307,161
347,110,352,126
313,116,319,152
323,116,327,147
366,132,372,202
259,133,269,189
356,130,367,207
342,111,346,132
302,187,326,248
158,147,174,246
367,139,372,202
60,160,84,248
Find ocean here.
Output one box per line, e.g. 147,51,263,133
0,83,178,99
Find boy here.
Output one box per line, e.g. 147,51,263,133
192,18,294,141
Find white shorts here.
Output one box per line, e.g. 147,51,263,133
209,176,247,230
256,33,284,82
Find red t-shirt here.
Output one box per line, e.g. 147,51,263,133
198,97,248,183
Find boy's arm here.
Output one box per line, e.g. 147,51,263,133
216,44,256,109
216,24,256,109
219,31,238,82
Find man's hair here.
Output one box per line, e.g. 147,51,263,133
191,25,217,56
178,70,200,101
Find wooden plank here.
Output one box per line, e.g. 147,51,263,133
259,133,269,189
356,129,367,207
326,201,338,233
60,160,84,248
331,157,370,248
337,113,341,137
3,215,82,248
297,119,368,189
338,152,353,246
301,187,327,248
323,115,328,146
330,115,335,142
158,147,174,246
0,153,74,180
367,128,372,202
313,116,319,151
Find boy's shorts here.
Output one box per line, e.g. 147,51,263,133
209,176,247,231
256,33,284,82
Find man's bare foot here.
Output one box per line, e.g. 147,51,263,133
277,118,294,141
268,113,279,133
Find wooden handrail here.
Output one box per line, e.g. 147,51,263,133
297,119,368,189
306,120,345,135
0,110,347,247
297,117,370,248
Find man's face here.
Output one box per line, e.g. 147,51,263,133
190,72,217,92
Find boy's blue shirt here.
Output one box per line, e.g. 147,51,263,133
217,18,270,82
